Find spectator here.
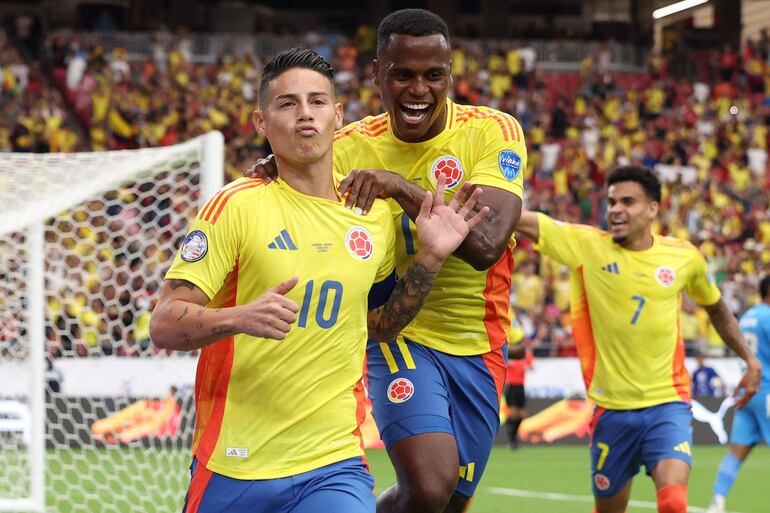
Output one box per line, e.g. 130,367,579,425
692,354,726,397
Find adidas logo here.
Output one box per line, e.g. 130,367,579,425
267,229,297,250
601,262,620,274
673,442,691,456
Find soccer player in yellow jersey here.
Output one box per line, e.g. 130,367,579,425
149,49,488,513
247,10,526,513
516,165,762,513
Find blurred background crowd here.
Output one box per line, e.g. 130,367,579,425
1,1,768,359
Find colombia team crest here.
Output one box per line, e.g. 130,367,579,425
594,473,611,491
429,155,464,189
655,265,676,287
387,378,414,403
345,226,374,261
180,230,208,262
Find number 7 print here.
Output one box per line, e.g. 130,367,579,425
630,295,646,325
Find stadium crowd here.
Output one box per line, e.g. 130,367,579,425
1,27,769,359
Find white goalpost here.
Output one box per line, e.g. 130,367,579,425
0,132,223,513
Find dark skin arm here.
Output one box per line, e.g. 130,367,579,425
244,159,521,272
703,299,762,409
338,169,522,271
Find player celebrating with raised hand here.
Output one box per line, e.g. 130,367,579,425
150,48,487,513
515,165,761,513
248,10,526,513
707,274,770,513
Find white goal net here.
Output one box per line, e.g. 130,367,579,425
0,132,223,513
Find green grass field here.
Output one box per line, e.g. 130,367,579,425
2,445,768,512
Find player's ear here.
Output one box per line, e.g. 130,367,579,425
372,59,380,86
252,109,266,136
649,200,659,220
334,102,344,130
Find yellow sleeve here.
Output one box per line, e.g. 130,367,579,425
533,213,584,270
164,196,242,300
467,114,526,198
685,251,721,307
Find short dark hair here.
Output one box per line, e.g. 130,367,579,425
760,274,770,300
606,165,662,203
377,9,450,54
258,48,334,108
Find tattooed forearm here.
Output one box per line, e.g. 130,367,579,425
168,279,195,290
395,180,428,220
368,261,438,341
176,306,189,322
704,299,753,360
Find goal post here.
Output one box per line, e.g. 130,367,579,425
0,131,223,513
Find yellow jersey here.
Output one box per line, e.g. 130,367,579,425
333,98,527,355
535,214,721,410
165,177,395,479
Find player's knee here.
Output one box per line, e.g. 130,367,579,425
402,471,457,512
657,485,688,513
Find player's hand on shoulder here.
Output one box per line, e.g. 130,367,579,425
244,154,278,182
414,178,489,266
338,168,404,215
237,277,300,340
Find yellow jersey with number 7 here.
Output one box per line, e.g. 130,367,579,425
534,213,721,410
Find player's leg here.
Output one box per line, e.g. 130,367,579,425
504,384,525,449
593,479,633,513
181,458,291,513
366,338,460,513
377,433,460,512
708,388,768,513
641,402,693,513
290,457,376,513
440,343,509,513
589,408,644,513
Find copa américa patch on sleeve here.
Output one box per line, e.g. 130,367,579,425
498,150,522,181
180,230,208,262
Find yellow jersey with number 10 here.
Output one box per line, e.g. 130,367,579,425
535,214,721,410
164,177,395,479
333,98,527,355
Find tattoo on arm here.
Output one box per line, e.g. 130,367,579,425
368,262,438,341
704,299,750,358
176,306,189,322
168,279,195,290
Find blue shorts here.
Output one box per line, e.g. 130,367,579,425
366,336,507,497
182,457,374,513
589,402,693,497
731,385,770,446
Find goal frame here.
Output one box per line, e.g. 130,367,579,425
0,131,224,512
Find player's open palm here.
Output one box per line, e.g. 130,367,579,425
415,177,489,262
237,277,300,340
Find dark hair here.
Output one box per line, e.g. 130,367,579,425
761,274,770,300
606,165,662,203
258,48,334,107
377,9,450,54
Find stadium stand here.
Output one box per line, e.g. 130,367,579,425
2,26,769,359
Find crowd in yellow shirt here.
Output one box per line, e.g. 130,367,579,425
5,29,770,360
